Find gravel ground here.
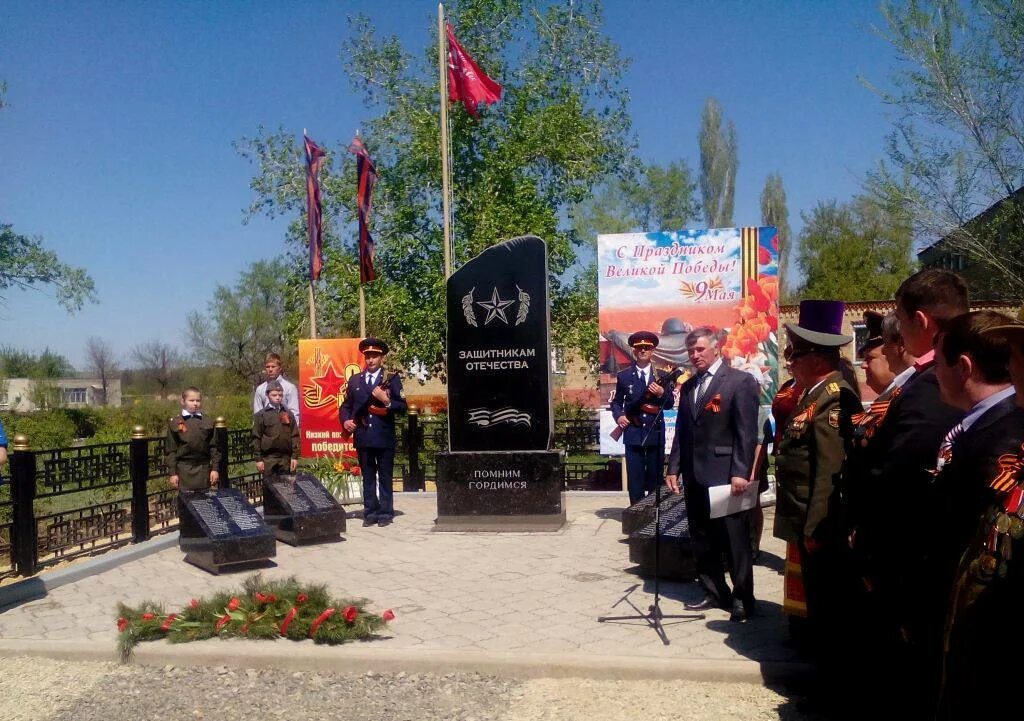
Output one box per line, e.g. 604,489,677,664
0,656,834,721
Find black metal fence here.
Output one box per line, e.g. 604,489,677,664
1,414,611,580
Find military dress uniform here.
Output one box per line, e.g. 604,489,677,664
610,356,676,505
165,412,220,492
939,438,1024,719
252,405,300,477
339,339,407,526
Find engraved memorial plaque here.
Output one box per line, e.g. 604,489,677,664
178,488,275,574
262,473,346,545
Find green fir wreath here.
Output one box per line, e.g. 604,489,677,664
114,574,394,662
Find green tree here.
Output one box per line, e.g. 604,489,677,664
795,196,916,300
760,172,791,298
868,0,1024,298
237,0,632,376
571,159,700,238
699,97,738,228
187,259,291,390
0,224,97,312
0,346,73,378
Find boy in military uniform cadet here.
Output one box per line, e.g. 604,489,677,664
252,380,299,478
772,301,863,642
610,331,676,505
339,338,407,527
165,387,220,492
937,311,1024,719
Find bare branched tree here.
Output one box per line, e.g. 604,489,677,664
130,341,182,399
84,337,118,406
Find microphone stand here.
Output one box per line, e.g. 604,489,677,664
598,378,705,645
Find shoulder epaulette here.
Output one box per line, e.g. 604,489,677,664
825,381,840,396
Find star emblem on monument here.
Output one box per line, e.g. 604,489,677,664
475,287,515,325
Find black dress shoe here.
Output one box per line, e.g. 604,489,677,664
377,518,393,527
362,518,376,527
684,595,721,611
743,599,757,618
729,598,747,622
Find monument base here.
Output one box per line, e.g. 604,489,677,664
434,450,566,532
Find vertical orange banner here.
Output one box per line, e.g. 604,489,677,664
298,338,363,457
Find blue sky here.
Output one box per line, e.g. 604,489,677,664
1,1,899,368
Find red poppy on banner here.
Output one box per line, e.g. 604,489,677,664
347,136,377,284
446,23,502,117
304,134,327,281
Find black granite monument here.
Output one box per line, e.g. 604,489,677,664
435,235,565,531
178,488,276,574
262,472,346,545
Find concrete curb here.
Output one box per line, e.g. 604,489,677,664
0,638,813,685
0,533,179,611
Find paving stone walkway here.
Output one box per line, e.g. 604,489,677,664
0,493,796,669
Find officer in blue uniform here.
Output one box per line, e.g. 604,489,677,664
610,331,675,504
339,338,407,527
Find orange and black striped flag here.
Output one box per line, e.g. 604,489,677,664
304,134,327,282
347,136,377,285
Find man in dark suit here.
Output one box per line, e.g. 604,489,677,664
913,310,1024,705
939,310,1024,719
859,270,968,631
339,338,407,527
666,326,759,621
610,331,675,504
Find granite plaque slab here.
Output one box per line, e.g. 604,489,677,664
434,451,566,531
178,488,276,574
626,493,696,581
446,236,553,452
262,473,346,545
620,486,679,535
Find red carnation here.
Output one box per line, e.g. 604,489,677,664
117,617,129,632
215,614,231,630
241,623,249,634
382,609,395,622
189,599,200,609
352,466,362,475
296,593,309,604
268,594,277,603
255,592,267,604
343,606,358,623
160,614,177,632
141,613,155,621
227,597,241,611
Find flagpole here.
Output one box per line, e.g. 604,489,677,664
359,286,366,337
304,127,318,339
438,2,453,279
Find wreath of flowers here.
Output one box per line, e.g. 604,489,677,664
115,574,394,662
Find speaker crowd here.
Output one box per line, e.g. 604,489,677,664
771,269,1021,719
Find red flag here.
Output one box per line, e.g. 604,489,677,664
446,23,502,117
347,136,377,284
304,134,327,282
